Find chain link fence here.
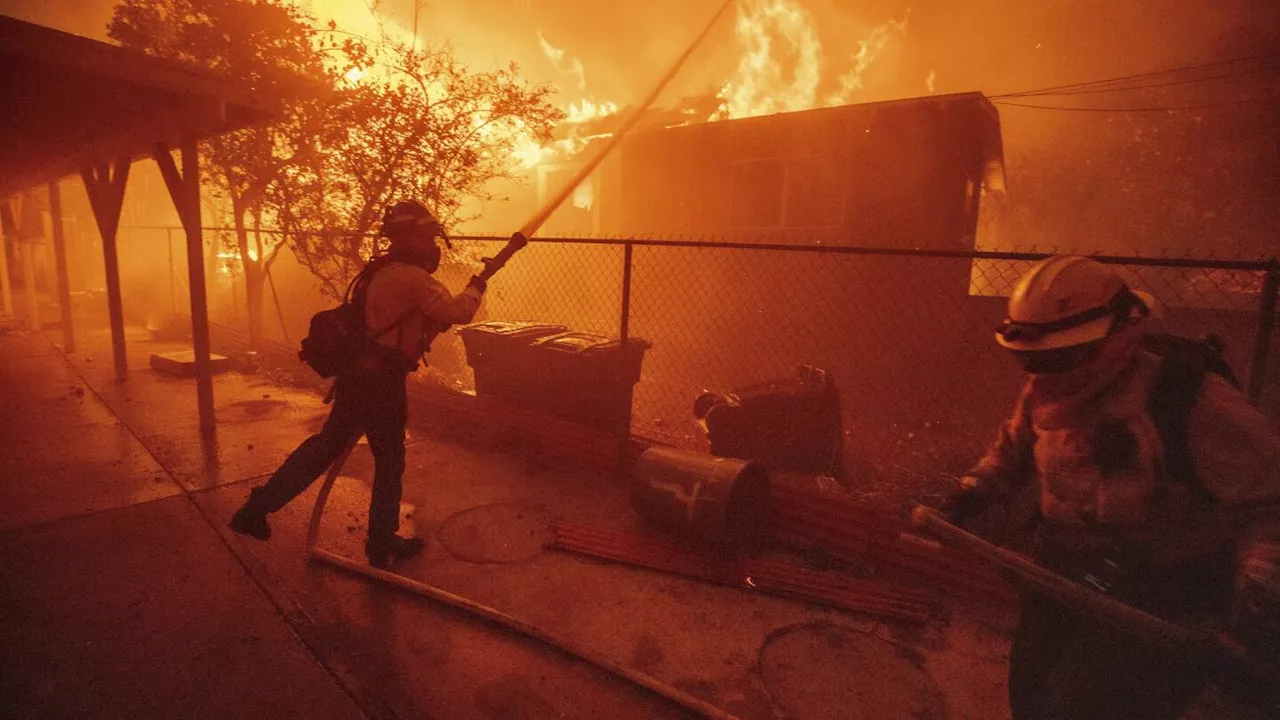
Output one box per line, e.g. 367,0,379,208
119,225,1280,504
444,236,1280,504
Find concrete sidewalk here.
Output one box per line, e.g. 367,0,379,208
0,329,364,720
0,325,1015,720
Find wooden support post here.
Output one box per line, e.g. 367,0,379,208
155,138,215,432
166,227,177,314
13,192,39,330
22,240,39,331
81,158,132,381
0,212,10,316
0,199,12,317
49,181,75,352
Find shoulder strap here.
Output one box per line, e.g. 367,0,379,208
1146,349,1217,505
370,307,419,341
353,256,420,340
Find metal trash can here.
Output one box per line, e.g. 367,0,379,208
457,320,567,404
630,446,771,548
694,364,843,478
523,331,651,431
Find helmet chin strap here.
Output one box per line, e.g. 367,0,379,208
1105,287,1150,337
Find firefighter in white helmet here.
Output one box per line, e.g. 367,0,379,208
941,255,1280,718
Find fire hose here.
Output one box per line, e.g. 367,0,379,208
910,505,1280,698
305,3,742,718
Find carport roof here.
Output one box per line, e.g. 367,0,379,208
0,14,277,197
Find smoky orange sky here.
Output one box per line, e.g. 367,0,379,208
6,1,1275,104
3,0,1277,214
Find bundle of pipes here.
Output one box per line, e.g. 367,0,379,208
768,477,1019,607
551,520,935,623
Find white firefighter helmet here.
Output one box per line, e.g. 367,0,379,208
996,255,1156,351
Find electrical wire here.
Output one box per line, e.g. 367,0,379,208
990,51,1280,100
1009,64,1280,98
991,95,1274,113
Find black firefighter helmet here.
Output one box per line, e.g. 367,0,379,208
379,200,451,248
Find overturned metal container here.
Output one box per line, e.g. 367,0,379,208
629,446,771,549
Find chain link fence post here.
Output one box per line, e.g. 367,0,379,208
617,241,634,481
1247,265,1279,404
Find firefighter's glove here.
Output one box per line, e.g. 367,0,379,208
466,275,487,294
940,482,997,527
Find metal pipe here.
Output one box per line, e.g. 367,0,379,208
1248,268,1278,404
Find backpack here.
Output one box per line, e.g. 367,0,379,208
298,302,365,379
1143,332,1242,504
298,257,411,379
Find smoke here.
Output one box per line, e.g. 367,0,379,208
8,0,1274,105
8,0,1278,252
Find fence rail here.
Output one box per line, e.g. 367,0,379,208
124,224,1280,504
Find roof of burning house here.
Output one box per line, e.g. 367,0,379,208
641,91,1006,194
0,14,282,197
603,91,1007,246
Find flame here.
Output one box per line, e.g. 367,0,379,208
512,31,620,170
713,2,910,120
511,137,547,170
825,13,909,106
713,0,822,120
926,69,936,93
565,98,619,124
538,30,587,91
510,132,606,171
343,66,365,84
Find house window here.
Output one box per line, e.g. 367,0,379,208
730,155,846,230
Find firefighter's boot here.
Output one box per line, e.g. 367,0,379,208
365,534,426,569
230,488,272,541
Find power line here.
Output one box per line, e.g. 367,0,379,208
1008,64,1280,99
991,95,1274,113
990,51,1280,100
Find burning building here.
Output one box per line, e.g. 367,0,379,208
538,91,1006,252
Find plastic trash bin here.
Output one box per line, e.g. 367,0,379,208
457,320,567,404
523,331,652,431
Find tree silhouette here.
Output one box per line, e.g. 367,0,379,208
109,0,333,347
280,37,564,299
